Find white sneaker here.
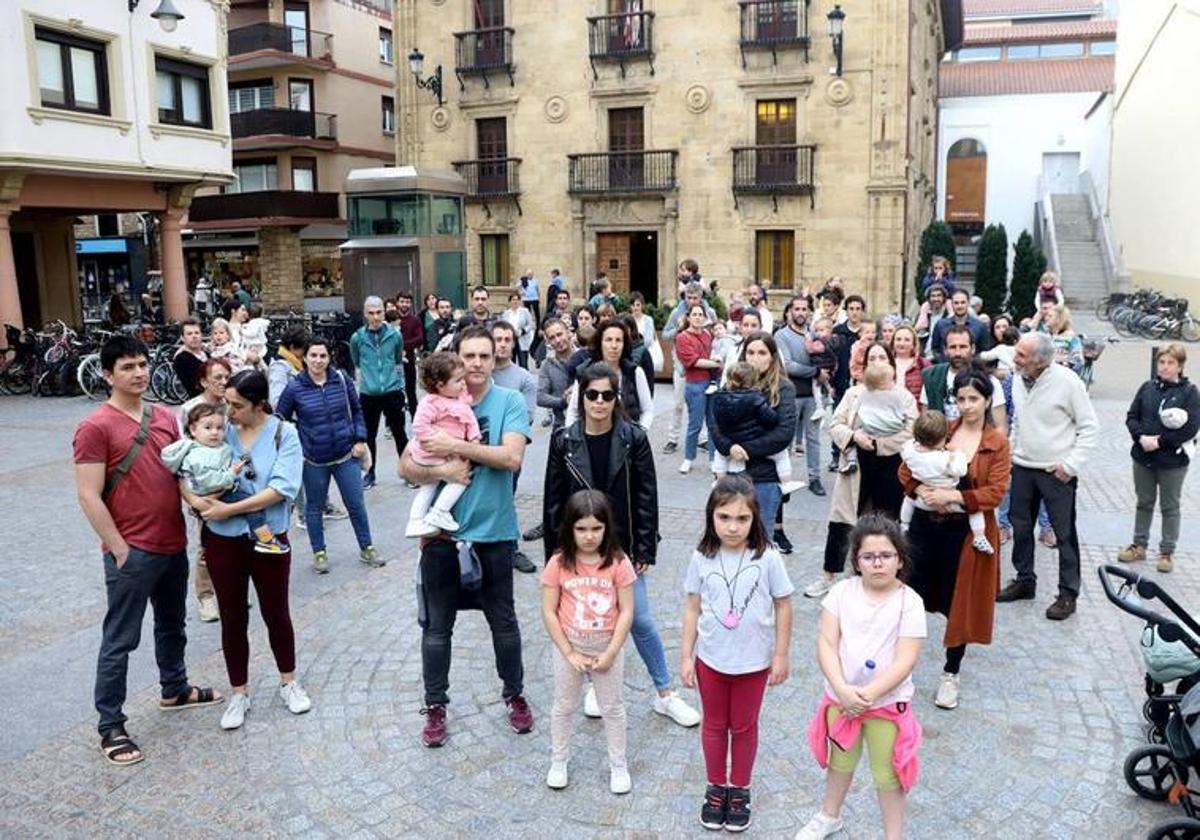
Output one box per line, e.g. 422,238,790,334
221,693,249,730
423,508,460,533
583,684,602,719
198,596,220,623
804,573,837,599
405,519,440,538
779,480,807,496
546,760,569,789
280,681,312,715
795,810,843,839
610,765,632,795
935,672,960,710
678,460,692,475
652,691,701,727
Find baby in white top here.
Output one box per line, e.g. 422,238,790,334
900,409,993,554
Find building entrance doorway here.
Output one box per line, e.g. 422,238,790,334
595,231,657,304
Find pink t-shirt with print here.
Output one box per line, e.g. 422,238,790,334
541,551,637,635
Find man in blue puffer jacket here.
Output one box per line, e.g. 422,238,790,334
350,296,408,488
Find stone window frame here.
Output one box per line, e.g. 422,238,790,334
145,41,227,144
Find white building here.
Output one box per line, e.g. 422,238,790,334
0,0,233,331
935,0,1117,303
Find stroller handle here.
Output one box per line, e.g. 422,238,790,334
1098,565,1200,653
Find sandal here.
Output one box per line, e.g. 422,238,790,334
159,685,224,711
100,728,144,767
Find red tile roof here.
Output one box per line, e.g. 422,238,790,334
939,56,1114,96
963,19,1116,44
963,0,1101,17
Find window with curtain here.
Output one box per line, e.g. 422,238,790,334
156,56,211,128
228,161,278,193
228,81,274,113
35,27,109,114
481,234,510,285
292,158,316,191
755,231,794,289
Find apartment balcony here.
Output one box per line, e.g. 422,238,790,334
453,158,521,196
188,190,341,226
228,23,334,71
567,151,677,195
738,0,811,66
586,11,655,78
230,109,337,144
453,27,516,89
731,144,816,208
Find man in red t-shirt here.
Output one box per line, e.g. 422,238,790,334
74,335,223,767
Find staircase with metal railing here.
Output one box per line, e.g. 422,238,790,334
1050,191,1113,306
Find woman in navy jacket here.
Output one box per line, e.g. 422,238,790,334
276,337,381,573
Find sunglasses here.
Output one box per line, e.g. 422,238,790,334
583,388,617,403
242,457,257,482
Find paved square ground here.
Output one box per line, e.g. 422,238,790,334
0,328,1194,838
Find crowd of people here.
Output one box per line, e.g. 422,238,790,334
70,259,1197,839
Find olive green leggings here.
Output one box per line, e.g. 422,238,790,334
826,706,901,791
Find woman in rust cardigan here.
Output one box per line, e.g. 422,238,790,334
900,365,1011,713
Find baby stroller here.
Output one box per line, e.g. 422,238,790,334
1100,565,1200,839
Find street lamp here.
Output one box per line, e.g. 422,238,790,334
408,48,445,106
128,0,186,33
827,5,846,77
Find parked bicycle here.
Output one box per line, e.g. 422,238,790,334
0,325,37,395
1098,289,1200,342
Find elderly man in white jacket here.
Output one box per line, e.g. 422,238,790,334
996,331,1099,621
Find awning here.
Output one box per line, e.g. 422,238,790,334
338,237,420,250
76,238,129,254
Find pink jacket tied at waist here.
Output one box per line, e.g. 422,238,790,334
806,694,923,792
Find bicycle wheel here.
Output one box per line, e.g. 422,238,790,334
1,358,32,395
149,361,174,403
77,355,109,401
1095,297,1111,321
1113,308,1139,338
1181,317,1200,343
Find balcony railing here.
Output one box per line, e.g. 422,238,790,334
568,150,677,195
230,108,336,140
732,144,816,208
453,158,521,198
586,12,655,77
454,27,516,88
229,23,333,61
738,0,811,65
188,190,340,223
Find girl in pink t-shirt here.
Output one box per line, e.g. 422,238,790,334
798,514,927,840
404,353,481,538
540,489,636,795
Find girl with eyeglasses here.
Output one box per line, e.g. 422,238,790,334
798,514,926,840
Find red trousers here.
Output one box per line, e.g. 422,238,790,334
696,658,770,787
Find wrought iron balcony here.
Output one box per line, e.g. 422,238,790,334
452,158,521,197
188,190,340,223
229,22,333,62
453,27,515,88
586,11,655,77
230,108,336,141
732,144,816,208
568,150,677,195
738,0,811,65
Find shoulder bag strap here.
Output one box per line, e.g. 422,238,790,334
103,404,153,500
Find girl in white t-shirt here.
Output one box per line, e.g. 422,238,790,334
798,514,927,840
681,476,794,833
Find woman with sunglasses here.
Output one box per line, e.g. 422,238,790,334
544,362,701,729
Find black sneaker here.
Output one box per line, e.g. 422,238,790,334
725,786,752,832
662,441,678,455
522,523,544,542
996,579,1036,603
809,479,826,496
362,471,376,490
699,784,727,830
774,531,794,555
513,551,537,573
827,461,839,473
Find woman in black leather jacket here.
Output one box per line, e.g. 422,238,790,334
543,362,701,727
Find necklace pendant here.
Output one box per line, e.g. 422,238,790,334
721,608,740,629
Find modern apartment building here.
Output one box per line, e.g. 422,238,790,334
393,0,962,312
0,0,233,331
186,0,396,312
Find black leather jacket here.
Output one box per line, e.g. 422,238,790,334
543,418,660,564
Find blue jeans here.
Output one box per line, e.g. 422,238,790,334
222,486,267,533
998,490,1050,531
755,482,783,537
631,573,671,692
684,381,708,461
302,457,373,552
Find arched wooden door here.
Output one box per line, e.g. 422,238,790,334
945,138,987,224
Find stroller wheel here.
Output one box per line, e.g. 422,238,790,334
1125,745,1180,801
1147,817,1200,840
1150,724,1169,745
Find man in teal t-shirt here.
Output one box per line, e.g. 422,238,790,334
399,325,533,748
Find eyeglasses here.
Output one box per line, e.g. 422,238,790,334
583,389,617,403
242,458,257,482
857,550,898,565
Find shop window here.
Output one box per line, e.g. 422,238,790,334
755,231,794,289
35,26,109,114
156,56,212,129
432,195,462,235
481,234,510,286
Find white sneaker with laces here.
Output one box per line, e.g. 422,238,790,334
652,691,701,727
803,573,837,599
795,810,844,839
779,480,807,496
405,519,440,538
423,508,460,533
583,684,602,718
546,760,569,789
198,596,219,623
678,460,692,475
935,672,960,710
221,693,249,730
280,681,312,715
610,765,632,795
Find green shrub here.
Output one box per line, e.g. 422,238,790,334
975,223,1009,315
1009,230,1047,322
914,220,957,302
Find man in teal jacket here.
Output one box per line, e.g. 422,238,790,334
350,296,408,488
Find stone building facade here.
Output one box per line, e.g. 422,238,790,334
394,0,962,313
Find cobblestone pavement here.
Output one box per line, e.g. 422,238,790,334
1,330,1197,838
